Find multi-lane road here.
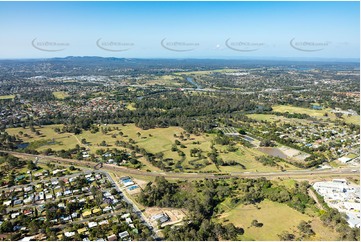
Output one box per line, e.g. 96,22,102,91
1,150,359,180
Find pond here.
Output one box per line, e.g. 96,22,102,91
16,143,29,149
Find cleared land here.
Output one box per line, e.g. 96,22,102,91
218,199,339,241
144,207,187,227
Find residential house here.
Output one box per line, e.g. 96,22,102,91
118,231,129,240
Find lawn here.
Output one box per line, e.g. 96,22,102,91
346,153,358,159
272,105,328,117
0,94,15,100
218,199,339,241
52,91,70,99
126,103,137,110
7,125,78,151
272,105,359,125
247,113,311,125
146,75,183,86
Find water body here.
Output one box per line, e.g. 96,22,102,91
16,143,29,149
257,147,288,159
186,77,202,89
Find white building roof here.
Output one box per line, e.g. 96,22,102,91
118,231,129,239
88,222,98,228
346,213,360,228
338,157,352,163
64,232,75,237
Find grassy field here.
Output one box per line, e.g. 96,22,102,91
345,153,358,159
174,69,240,75
247,113,312,125
6,124,300,173
146,75,183,86
272,105,359,125
52,91,70,99
218,199,339,241
126,103,137,110
0,94,15,100
7,124,79,151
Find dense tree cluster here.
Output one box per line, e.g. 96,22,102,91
139,177,243,240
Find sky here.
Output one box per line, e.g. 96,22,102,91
0,1,359,59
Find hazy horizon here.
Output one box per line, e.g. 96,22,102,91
0,1,359,59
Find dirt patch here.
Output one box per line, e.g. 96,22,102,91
144,207,187,227
279,146,311,162
133,178,149,189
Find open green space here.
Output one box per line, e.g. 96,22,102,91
218,199,339,241
0,94,15,100
126,103,137,110
345,153,358,159
174,69,240,75
7,124,79,151
247,113,312,125
52,91,70,99
7,124,301,173
146,75,183,86
272,105,360,125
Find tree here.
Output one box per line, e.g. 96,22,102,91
28,220,40,234
59,180,66,193
0,205,6,215
260,139,276,147
27,160,37,170
224,223,239,240
335,112,343,118
297,220,315,237
251,219,263,227
278,231,295,241
0,220,13,233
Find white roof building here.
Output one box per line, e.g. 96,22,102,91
118,231,129,239
121,213,130,219
99,220,109,226
64,232,75,237
3,200,11,206
346,213,360,228
344,202,361,211
88,222,98,228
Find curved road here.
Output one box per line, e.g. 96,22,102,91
1,150,359,180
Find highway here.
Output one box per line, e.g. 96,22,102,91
1,150,359,180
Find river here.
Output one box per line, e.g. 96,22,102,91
186,77,202,89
